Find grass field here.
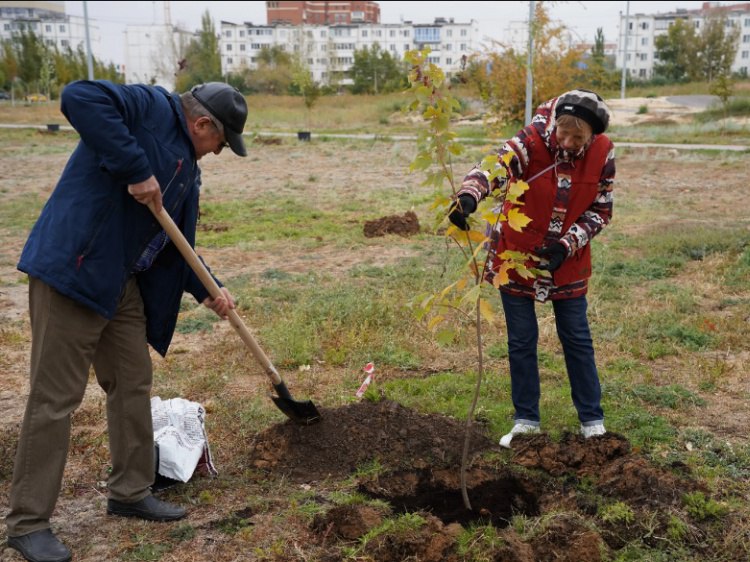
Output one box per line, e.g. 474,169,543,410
0,88,749,561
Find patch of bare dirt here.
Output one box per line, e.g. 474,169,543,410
363,211,421,238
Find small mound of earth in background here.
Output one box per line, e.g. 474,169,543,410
363,211,420,238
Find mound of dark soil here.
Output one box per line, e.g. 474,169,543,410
247,399,494,481
363,211,420,237
247,400,707,562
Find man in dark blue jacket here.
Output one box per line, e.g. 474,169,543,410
6,80,248,562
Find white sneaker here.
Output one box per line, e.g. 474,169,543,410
581,423,606,438
499,423,540,449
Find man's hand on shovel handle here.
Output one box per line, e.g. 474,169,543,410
203,286,236,319
128,175,163,213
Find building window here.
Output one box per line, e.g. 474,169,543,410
390,29,395,37
640,53,647,61
447,29,452,37
59,24,66,32
227,57,233,64
61,39,69,47
240,44,246,51
743,50,749,59
251,43,261,49
225,30,231,37
226,44,232,51
362,29,368,37
414,27,440,43
460,43,467,50
744,34,750,42
641,37,648,45
640,22,648,30
239,30,245,37
460,29,467,36
446,57,452,64
445,43,452,50
45,24,51,32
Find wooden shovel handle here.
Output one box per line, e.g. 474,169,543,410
148,203,283,386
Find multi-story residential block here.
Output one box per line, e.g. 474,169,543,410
220,16,479,85
616,1,750,79
0,1,101,63
124,23,195,90
267,1,380,25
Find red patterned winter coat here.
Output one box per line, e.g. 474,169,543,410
459,96,616,302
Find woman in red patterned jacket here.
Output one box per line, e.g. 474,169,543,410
449,89,615,448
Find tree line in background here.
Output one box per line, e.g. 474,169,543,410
1,4,741,123
0,30,122,100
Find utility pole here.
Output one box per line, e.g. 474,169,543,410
83,1,94,80
525,1,535,124
620,1,630,99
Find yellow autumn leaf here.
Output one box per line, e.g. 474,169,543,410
479,298,494,325
507,208,532,232
427,314,445,331
492,262,513,287
480,154,497,171
507,180,529,201
459,285,481,308
481,210,501,223
430,194,451,210
502,152,514,166
464,230,488,244
499,250,529,262
513,263,535,280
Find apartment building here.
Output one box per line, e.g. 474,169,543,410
220,17,479,85
616,1,750,79
267,1,380,25
124,23,195,90
0,1,101,60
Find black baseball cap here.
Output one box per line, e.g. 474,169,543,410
191,82,248,157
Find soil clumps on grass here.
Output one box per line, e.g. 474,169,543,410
363,211,420,237
247,399,705,562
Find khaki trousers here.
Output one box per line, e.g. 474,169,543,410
6,276,155,536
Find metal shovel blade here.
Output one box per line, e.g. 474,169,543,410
272,381,322,425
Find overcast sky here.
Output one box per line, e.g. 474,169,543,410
65,1,714,65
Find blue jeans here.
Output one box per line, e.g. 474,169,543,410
500,292,604,424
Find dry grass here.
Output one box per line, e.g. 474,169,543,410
1,98,749,560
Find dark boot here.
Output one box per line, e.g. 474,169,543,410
7,528,72,562
106,494,186,522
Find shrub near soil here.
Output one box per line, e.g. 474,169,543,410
0,108,749,561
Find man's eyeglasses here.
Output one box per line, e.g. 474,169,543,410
208,116,228,150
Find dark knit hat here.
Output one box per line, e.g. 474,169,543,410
555,89,611,134
191,82,248,157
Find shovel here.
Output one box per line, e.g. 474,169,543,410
148,203,322,425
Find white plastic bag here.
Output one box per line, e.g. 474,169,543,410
151,397,217,483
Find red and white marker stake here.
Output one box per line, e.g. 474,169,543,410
355,362,375,398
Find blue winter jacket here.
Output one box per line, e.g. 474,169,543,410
17,80,219,356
